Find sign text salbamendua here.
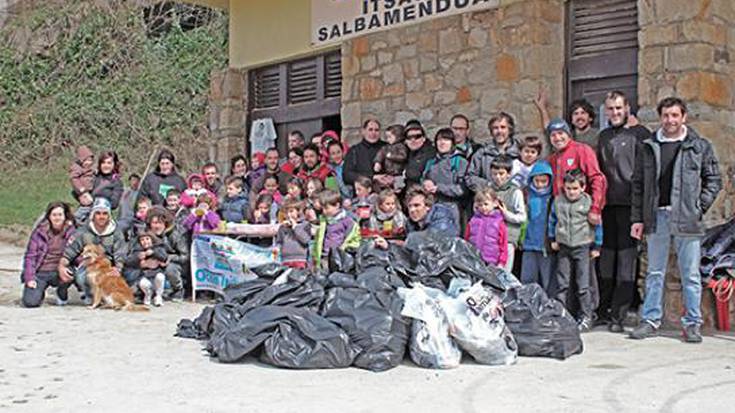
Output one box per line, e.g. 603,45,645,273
312,0,499,46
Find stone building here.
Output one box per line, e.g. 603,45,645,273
194,0,733,327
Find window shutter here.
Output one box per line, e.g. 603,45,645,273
253,66,281,109
288,59,318,105
324,52,342,99
571,0,638,58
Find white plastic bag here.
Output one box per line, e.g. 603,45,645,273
443,279,518,366
397,284,462,369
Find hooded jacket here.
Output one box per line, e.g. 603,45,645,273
492,179,527,246
467,209,508,266
597,124,651,206
523,161,553,253
547,139,607,215
92,173,123,210
631,127,722,236
466,138,521,193
407,203,460,238
69,146,95,198
422,151,469,203
22,221,75,283
219,191,249,223
313,210,361,269
63,219,126,271
343,139,386,185
405,141,436,188
139,170,187,206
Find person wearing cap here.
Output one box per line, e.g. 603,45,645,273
595,91,651,331
546,117,607,224
138,149,187,206
466,112,521,193
402,120,436,189
58,198,126,304
343,119,385,186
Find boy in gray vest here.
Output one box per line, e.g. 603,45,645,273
548,170,602,331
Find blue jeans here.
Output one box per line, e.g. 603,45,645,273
641,209,702,327
74,265,91,298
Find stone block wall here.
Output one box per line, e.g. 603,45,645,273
637,0,735,331
208,67,248,173
340,0,564,145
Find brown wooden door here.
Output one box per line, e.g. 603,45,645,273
566,0,639,125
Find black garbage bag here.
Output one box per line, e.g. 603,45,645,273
502,284,583,360
321,269,409,371
176,306,215,339
400,231,504,291
329,248,356,274
701,217,735,277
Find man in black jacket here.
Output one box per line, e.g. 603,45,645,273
629,97,722,343
596,91,651,332
343,119,385,186
403,120,436,188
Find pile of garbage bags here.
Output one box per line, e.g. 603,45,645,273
177,231,583,371
701,217,735,280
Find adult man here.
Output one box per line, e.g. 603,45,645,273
58,198,126,304
297,144,335,186
250,147,290,195
201,162,223,198
405,186,459,237
450,114,479,160
466,112,521,193
596,91,652,331
629,97,722,343
281,130,305,166
343,119,385,186
535,89,599,148
401,120,435,189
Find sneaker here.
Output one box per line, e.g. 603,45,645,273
153,295,163,307
578,317,593,333
608,322,624,333
683,324,703,343
167,289,184,303
629,321,658,340
143,295,152,306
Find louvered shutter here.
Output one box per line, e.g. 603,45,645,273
571,0,638,58
324,52,342,99
288,58,319,105
253,65,281,110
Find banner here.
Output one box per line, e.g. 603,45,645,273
191,234,277,296
312,0,499,46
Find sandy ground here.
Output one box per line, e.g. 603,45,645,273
1,242,734,412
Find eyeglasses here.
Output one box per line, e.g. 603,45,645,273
406,134,424,141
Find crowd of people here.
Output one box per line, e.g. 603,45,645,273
20,92,722,344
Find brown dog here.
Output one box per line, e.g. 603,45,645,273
81,244,148,311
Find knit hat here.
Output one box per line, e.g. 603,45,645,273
546,118,572,137
404,119,425,137
91,197,112,214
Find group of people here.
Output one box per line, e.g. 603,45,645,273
21,92,721,343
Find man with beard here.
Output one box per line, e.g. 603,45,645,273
596,91,652,331
466,112,521,193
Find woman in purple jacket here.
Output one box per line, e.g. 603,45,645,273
21,202,76,307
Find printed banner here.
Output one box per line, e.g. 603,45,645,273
311,0,499,46
191,234,277,296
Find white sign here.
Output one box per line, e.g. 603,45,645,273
312,0,499,46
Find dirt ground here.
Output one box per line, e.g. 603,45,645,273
1,242,734,412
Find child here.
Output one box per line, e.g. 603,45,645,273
351,175,377,231
422,128,468,232
275,199,312,269
125,232,167,307
219,176,249,223
521,161,555,294
124,197,152,242
373,124,408,191
313,189,361,270
248,151,267,189
466,187,508,268
511,136,543,189
260,175,283,205
181,174,215,208
285,177,304,202
69,145,96,223
365,189,407,240
304,177,324,200
548,170,602,332
251,193,277,225
490,154,528,274
183,193,221,234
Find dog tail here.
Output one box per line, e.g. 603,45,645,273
124,302,150,312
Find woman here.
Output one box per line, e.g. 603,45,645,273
281,147,303,175
229,154,251,193
21,202,76,307
91,151,124,210
139,149,187,206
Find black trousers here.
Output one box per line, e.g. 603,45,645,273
598,206,638,323
556,244,593,320
22,271,70,308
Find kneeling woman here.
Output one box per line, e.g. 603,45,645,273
21,202,76,307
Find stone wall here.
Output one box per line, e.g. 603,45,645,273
208,67,248,173
340,0,564,145
637,0,735,331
